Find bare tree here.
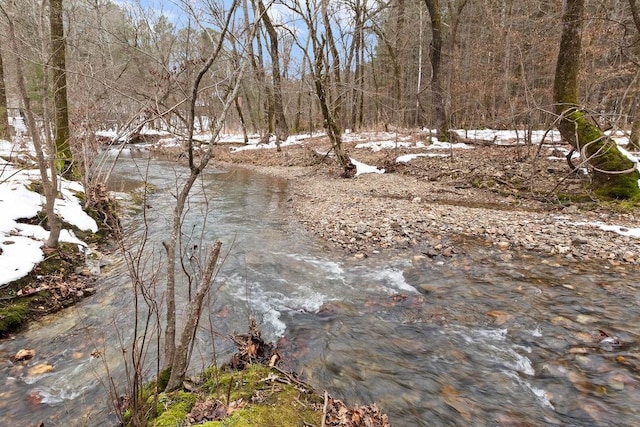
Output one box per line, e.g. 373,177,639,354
0,0,62,247
284,0,354,175
424,0,448,140
257,0,289,150
162,0,249,391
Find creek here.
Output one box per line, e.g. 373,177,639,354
1,155,639,426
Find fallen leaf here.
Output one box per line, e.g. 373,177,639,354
28,364,53,377
486,310,512,325
441,382,472,421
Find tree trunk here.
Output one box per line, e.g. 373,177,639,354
165,241,221,391
424,0,450,141
627,0,640,150
630,101,640,150
394,0,406,124
257,1,289,150
163,1,243,372
313,40,354,177
554,0,640,199
350,0,364,131
50,0,73,177
321,0,344,129
234,96,248,143
0,49,9,139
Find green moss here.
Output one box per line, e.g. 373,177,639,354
203,384,322,427
26,181,44,195
37,243,78,274
151,391,196,427
568,111,640,200
0,303,29,333
157,367,171,392
599,199,640,213
130,183,156,206
71,190,86,204
557,193,594,204
0,242,88,336
145,364,322,427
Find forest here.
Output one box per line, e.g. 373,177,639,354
0,1,638,142
0,0,638,195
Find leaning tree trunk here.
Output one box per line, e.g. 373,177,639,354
554,0,640,199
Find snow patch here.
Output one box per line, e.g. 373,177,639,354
0,160,96,286
351,158,384,175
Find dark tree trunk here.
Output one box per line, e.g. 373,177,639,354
50,0,73,177
554,0,640,199
257,0,289,151
627,0,640,150
0,49,9,139
424,0,450,141
234,96,248,144
631,101,640,150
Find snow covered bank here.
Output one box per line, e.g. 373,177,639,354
0,140,97,287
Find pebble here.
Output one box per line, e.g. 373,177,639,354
259,166,640,264
14,349,35,361
497,241,510,250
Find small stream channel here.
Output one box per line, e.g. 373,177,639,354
1,154,639,426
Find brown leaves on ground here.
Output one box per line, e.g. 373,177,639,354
187,398,245,424
324,396,390,427
441,382,473,421
228,318,278,369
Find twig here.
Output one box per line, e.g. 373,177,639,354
321,390,328,427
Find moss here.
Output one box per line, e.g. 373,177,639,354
557,193,594,204
130,183,157,206
202,383,322,427
568,111,640,200
599,199,640,213
151,391,197,427
0,303,29,333
0,242,89,336
38,242,78,274
157,367,171,392
145,364,322,427
26,181,44,195
71,190,86,204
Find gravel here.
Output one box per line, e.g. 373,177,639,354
222,162,640,265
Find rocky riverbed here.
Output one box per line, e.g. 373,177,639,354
207,131,640,265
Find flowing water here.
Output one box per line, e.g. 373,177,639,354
1,155,639,426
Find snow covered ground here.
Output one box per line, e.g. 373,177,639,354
0,140,97,287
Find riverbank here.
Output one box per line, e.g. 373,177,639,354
209,130,640,265
0,140,111,336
